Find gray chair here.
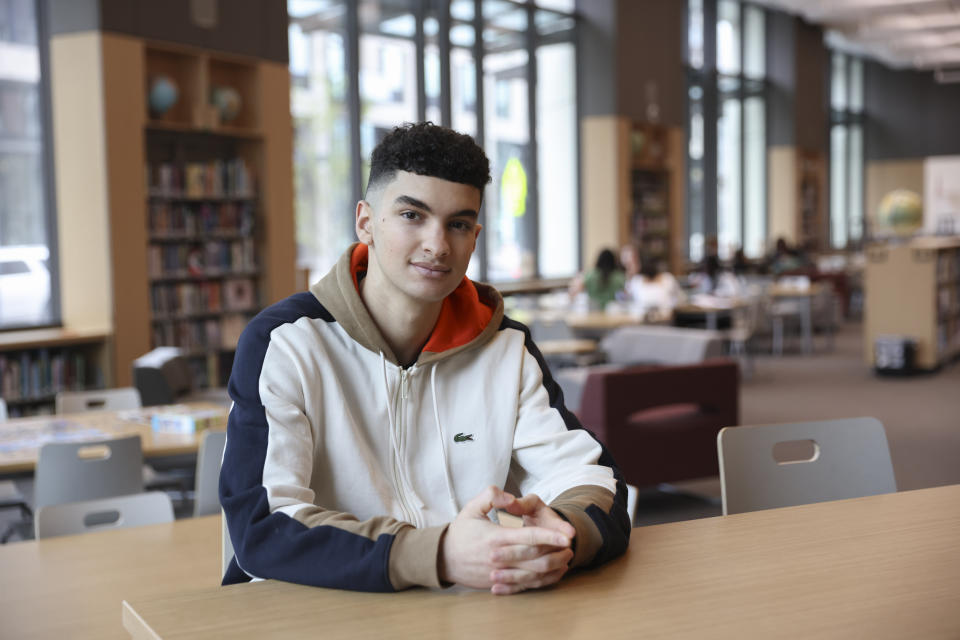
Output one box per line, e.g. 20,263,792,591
0,398,35,543
193,430,227,517
56,386,192,503
34,435,144,509
55,387,142,413
717,417,897,515
34,492,173,539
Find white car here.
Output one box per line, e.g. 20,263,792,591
0,245,53,327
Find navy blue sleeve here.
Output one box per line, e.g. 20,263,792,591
218,293,400,591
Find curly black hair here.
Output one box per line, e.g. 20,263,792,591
366,122,491,196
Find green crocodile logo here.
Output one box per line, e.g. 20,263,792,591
454,433,474,443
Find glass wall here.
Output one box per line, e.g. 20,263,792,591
829,52,865,249
482,1,531,280
288,0,580,283
686,0,767,261
289,0,353,280
0,0,56,329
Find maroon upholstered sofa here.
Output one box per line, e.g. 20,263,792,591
575,358,739,488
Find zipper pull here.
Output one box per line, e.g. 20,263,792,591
400,369,409,400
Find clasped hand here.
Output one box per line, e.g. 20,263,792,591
439,486,575,595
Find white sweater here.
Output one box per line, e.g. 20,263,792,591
220,244,630,591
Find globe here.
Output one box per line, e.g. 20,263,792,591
210,86,242,124
878,189,923,236
148,75,178,117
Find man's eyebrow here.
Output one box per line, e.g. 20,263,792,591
394,195,478,219
394,195,432,212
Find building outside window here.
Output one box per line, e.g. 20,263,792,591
829,51,864,249
289,0,579,283
686,0,766,262
0,0,57,330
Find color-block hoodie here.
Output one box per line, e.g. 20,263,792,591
220,243,630,591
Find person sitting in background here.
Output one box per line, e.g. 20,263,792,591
732,248,751,277
767,237,804,276
569,248,626,311
692,254,742,298
619,243,640,281
625,252,684,320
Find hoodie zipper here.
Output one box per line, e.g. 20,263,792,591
392,367,419,527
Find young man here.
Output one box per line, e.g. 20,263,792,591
220,123,629,595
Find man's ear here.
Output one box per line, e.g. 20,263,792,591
473,223,482,243
356,200,374,246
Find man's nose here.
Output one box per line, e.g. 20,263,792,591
423,223,450,257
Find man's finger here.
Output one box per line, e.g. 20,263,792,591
491,543,573,566
501,493,543,517
490,548,574,577
490,567,568,595
461,485,516,518
495,525,571,549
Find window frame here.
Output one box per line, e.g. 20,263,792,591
0,0,61,331
290,0,580,283
685,0,768,262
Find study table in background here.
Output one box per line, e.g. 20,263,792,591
0,402,228,476
116,484,960,640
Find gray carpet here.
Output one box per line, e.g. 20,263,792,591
634,320,960,526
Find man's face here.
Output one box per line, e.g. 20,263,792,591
356,171,482,305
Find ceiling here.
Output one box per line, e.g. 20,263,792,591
751,0,960,80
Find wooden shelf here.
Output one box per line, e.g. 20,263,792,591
148,269,260,283
151,308,257,323
864,238,960,370
147,193,257,202
48,32,295,389
0,327,110,352
145,121,263,139
149,232,249,242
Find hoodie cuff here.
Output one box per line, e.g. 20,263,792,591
551,503,601,568
387,524,448,590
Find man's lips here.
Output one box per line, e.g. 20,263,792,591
410,261,452,278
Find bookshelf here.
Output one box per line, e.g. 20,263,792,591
49,32,295,390
797,151,826,251
145,127,262,387
0,328,110,417
627,123,678,273
864,237,960,370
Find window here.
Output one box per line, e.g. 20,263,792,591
0,0,57,329
289,0,353,280
829,52,864,249
288,0,580,283
686,0,767,261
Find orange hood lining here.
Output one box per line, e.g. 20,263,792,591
349,244,494,354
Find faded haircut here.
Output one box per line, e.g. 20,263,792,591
366,122,491,198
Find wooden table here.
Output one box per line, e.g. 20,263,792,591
564,311,646,337
122,485,960,639
0,515,221,639
535,338,599,357
0,403,227,475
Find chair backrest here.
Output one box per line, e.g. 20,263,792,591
222,511,234,577
56,387,142,414
600,325,724,366
717,417,897,515
34,435,144,508
194,430,227,517
34,491,173,539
